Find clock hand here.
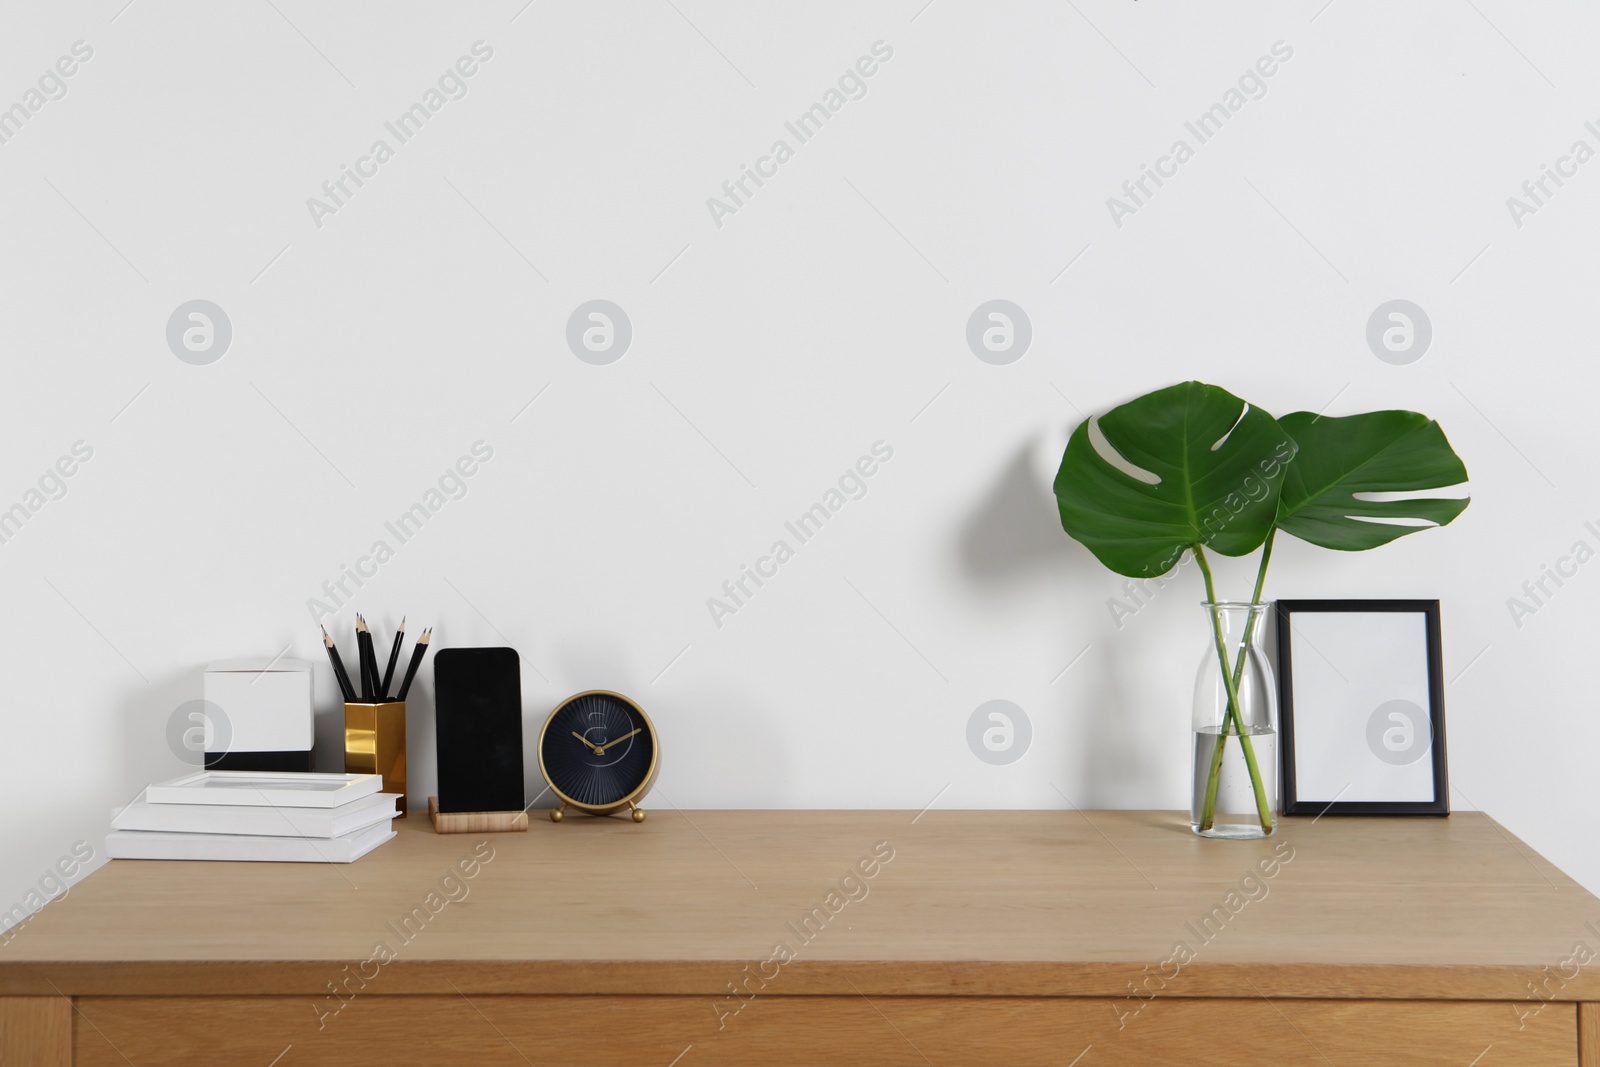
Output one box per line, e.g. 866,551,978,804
593,727,641,756
571,730,601,753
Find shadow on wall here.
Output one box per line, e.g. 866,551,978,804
954,429,1163,806
115,669,203,798
1085,627,1168,807
956,438,1076,583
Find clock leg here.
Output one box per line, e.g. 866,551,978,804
550,801,567,823
629,802,645,823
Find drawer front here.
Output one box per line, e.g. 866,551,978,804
74,995,1576,1067
0,997,70,1067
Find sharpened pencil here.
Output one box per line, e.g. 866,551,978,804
357,615,375,701
321,626,355,703
366,617,380,700
396,628,431,701
379,617,405,700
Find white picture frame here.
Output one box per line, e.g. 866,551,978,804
144,770,384,808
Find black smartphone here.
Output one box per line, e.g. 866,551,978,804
433,646,525,813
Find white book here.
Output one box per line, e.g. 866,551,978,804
112,791,399,839
144,770,384,808
106,823,396,863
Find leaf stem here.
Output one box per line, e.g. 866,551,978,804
1193,543,1274,834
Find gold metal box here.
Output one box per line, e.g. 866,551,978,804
344,701,407,817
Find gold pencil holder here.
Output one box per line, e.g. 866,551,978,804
345,701,407,817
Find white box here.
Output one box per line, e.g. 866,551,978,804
203,658,314,752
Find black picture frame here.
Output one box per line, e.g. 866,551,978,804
1276,599,1449,817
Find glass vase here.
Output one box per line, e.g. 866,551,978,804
1191,602,1277,839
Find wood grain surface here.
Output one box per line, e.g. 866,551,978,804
2,810,1595,1002
71,995,1577,1067
0,996,70,1067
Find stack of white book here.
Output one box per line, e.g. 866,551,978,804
108,771,400,863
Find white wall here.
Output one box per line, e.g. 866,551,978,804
3,0,1597,923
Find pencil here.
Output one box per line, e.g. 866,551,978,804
396,628,432,701
321,626,355,703
365,616,380,701
357,615,374,702
379,617,405,700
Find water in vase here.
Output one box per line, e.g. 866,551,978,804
1191,725,1277,839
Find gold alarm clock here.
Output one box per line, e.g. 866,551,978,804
537,691,659,822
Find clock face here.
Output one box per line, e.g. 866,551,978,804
540,692,656,811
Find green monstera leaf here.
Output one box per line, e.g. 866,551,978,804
1053,382,1298,578
1274,410,1470,551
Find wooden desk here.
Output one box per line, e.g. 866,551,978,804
2,810,1597,1065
